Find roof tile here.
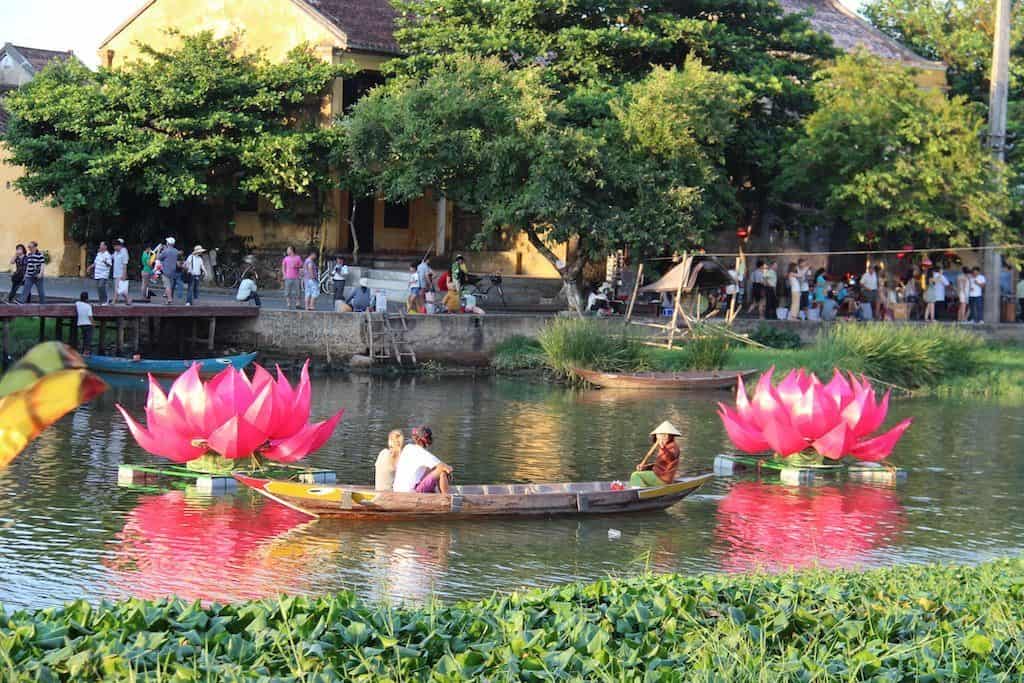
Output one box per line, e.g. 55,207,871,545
8,44,76,73
302,0,400,54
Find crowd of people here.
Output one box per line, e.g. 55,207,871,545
739,257,1012,324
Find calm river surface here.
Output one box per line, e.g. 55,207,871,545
1,374,1023,610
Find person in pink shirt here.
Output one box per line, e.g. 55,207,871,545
281,246,303,309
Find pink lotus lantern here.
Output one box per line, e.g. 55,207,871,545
718,368,912,464
117,361,343,472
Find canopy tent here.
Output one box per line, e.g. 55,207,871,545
639,256,732,294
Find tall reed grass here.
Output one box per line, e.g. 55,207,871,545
537,318,644,380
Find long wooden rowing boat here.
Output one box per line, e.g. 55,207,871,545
572,367,756,390
86,352,257,377
233,473,713,519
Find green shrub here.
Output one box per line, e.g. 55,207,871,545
646,336,731,371
3,559,1024,681
491,336,546,371
748,323,803,349
537,318,643,380
815,323,982,388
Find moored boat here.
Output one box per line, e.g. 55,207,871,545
234,473,713,519
87,352,257,377
572,367,756,390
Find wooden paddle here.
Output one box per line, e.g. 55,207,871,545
635,441,659,471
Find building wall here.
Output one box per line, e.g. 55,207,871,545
0,146,79,277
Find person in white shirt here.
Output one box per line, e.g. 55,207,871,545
184,245,208,306
331,254,349,311
375,430,405,491
75,291,94,355
416,258,433,293
924,268,950,322
969,267,986,323
85,241,114,304
393,426,453,494
111,239,132,305
236,275,261,307
861,265,880,319
796,258,811,314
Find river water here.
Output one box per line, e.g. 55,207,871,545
1,374,1022,610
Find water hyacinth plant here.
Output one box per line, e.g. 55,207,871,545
116,362,343,472
718,368,912,464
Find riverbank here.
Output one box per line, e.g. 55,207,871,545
2,558,1021,680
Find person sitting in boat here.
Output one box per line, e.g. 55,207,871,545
394,426,453,494
629,421,681,488
375,429,404,491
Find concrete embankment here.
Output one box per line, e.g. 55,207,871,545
219,311,551,365
221,311,1024,365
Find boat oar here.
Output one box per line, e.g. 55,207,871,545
635,441,659,471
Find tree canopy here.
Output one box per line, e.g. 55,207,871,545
778,53,1009,249
2,32,348,245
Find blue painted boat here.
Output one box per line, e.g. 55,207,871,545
85,352,257,377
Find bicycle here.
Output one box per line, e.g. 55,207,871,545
463,273,507,309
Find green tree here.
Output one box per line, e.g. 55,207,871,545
389,0,835,231
778,53,1008,248
346,56,747,308
2,32,349,245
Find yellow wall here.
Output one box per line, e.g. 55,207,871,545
0,146,78,277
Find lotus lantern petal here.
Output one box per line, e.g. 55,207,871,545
718,367,911,462
118,361,343,464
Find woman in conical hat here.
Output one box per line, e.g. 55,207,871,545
629,421,682,489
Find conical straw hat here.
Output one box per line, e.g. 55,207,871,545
650,421,682,437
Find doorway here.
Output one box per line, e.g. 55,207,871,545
348,197,375,253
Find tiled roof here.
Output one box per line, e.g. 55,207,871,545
778,0,944,71
5,44,75,74
300,0,400,54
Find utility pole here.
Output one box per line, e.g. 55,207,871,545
985,0,1011,323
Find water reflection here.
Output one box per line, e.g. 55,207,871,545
106,492,322,603
714,481,905,572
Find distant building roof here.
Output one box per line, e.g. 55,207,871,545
778,0,945,72
300,0,400,54
1,43,76,74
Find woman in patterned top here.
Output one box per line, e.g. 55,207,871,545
629,421,681,488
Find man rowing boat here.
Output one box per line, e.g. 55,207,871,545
393,426,453,494
630,421,681,488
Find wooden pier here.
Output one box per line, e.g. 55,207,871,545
0,303,259,359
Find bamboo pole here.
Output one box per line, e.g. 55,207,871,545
624,263,645,323
666,253,689,349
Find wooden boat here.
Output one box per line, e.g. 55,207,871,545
572,367,756,390
233,473,713,519
86,352,257,377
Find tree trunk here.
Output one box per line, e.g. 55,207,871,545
348,196,360,265
523,224,586,315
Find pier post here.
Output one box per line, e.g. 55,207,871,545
38,316,46,343
207,318,216,351
116,318,125,355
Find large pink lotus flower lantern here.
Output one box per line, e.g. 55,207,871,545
718,368,912,463
117,361,343,471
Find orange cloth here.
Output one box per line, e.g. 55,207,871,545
651,441,680,484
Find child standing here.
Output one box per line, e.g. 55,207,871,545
76,291,94,355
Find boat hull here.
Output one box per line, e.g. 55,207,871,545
86,352,257,377
234,473,713,519
573,367,755,390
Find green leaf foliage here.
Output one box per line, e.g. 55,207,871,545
778,52,1009,248
2,559,1024,680
2,32,351,244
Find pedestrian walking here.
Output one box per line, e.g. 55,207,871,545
111,239,132,305
786,263,801,321
956,267,970,322
924,267,949,322
968,267,986,323
184,245,208,305
6,244,26,303
861,264,880,320
75,291,94,355
140,246,156,301
85,241,113,303
19,242,46,304
281,246,302,309
303,251,319,311
765,261,779,319
157,237,180,304
797,258,811,316
331,254,349,311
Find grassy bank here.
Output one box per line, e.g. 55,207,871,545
498,319,1024,398
3,559,1023,680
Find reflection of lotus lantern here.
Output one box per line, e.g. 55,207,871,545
716,481,904,572
106,492,316,602
718,368,912,464
116,362,343,472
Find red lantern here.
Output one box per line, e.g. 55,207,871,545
736,226,749,239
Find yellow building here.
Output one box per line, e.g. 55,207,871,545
0,44,81,276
